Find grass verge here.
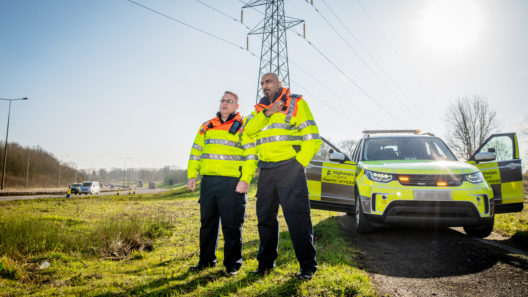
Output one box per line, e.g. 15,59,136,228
494,202,528,246
0,188,374,296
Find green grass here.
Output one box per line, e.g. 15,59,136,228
494,202,528,246
0,188,374,296
493,180,528,245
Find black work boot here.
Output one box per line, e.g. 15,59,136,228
189,262,216,272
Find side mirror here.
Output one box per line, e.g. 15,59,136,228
329,151,346,162
487,148,496,153
475,151,496,162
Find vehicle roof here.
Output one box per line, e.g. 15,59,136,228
364,134,437,139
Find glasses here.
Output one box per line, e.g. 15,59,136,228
219,99,235,104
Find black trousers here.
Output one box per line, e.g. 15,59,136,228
199,175,247,270
256,160,317,272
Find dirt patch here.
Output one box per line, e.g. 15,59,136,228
340,215,528,297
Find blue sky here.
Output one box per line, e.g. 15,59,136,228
1,0,527,170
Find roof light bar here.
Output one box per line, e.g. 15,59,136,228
362,130,421,134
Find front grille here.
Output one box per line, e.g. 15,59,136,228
385,201,479,218
396,174,464,187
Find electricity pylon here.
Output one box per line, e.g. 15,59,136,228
243,0,304,102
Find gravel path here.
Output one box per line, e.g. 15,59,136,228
339,215,528,297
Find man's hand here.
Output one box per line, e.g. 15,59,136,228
235,181,249,193
264,99,284,117
187,178,197,192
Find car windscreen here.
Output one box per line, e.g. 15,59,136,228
82,182,92,186
362,137,457,161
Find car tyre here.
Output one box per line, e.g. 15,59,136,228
355,194,374,234
463,216,494,238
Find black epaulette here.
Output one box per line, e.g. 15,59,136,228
290,94,301,98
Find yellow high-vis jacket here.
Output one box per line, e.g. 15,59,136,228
242,88,322,167
187,112,257,183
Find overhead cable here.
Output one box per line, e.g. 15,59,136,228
290,60,382,127
291,80,366,130
126,0,255,56
304,0,420,127
194,0,251,30
291,30,405,126
322,0,432,128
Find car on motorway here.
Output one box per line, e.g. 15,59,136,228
307,130,524,237
80,181,101,195
69,183,82,194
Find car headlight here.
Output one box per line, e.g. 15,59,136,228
365,170,393,183
465,171,484,184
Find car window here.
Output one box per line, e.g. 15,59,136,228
82,182,92,186
478,135,513,161
362,137,457,161
352,140,361,162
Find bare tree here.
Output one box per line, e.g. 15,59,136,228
313,141,332,161
337,139,357,159
445,95,497,160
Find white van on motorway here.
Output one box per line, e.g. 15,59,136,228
80,181,101,195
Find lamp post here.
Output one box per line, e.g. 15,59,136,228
1,97,28,190
119,157,131,187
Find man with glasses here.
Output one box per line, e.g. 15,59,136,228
187,91,257,276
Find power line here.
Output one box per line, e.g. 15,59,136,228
355,0,423,88
290,29,405,126
304,0,421,127
194,0,251,30
291,80,366,129
321,0,432,129
126,0,255,56
290,60,382,127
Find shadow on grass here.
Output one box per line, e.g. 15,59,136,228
94,215,363,296
94,268,260,297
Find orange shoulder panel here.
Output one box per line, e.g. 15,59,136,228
292,96,303,118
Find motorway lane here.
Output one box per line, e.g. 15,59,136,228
0,187,169,202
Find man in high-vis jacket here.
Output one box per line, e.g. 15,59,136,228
187,91,257,276
243,73,321,280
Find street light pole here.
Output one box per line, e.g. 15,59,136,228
1,97,28,190
119,157,131,187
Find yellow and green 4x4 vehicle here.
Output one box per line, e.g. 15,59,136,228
307,130,524,238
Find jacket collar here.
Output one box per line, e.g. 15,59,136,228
257,87,289,107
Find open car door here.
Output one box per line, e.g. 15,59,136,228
470,133,524,213
306,137,357,213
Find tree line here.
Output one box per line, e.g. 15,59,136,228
0,142,188,189
0,142,86,189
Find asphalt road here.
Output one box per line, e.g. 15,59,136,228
339,214,528,297
0,187,169,202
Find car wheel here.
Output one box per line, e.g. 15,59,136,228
463,216,494,238
355,194,374,234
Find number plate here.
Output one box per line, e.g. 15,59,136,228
413,190,452,201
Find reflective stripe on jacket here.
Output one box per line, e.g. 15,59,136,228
242,88,322,167
187,112,257,183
